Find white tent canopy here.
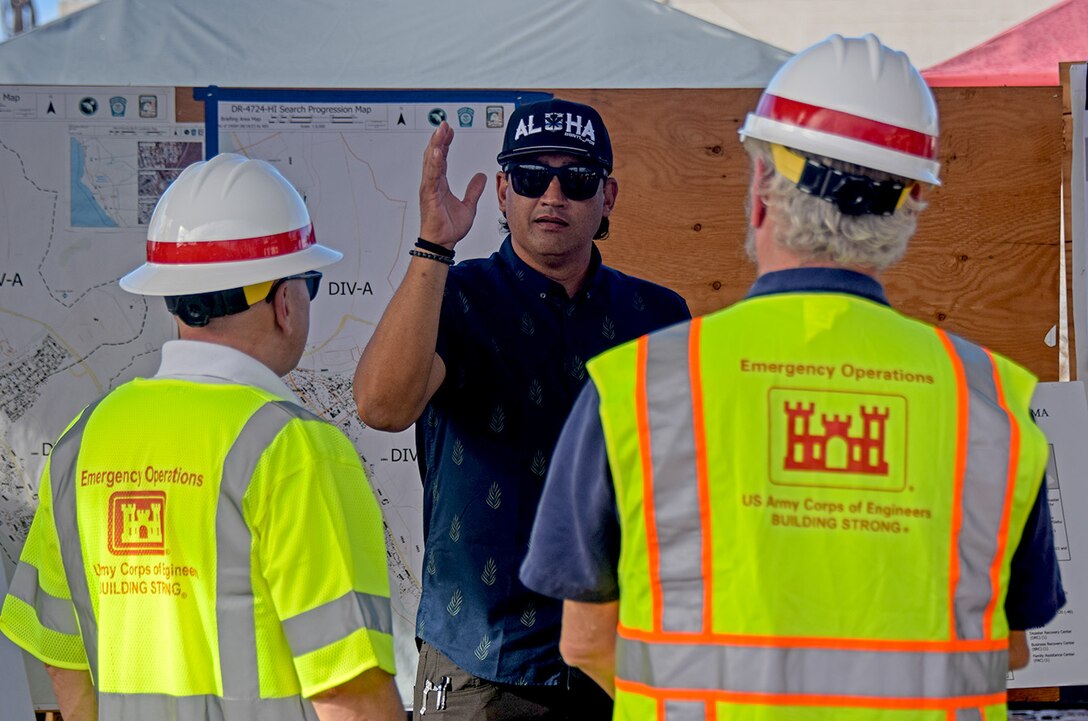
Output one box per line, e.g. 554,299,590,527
0,0,789,88
663,0,1058,71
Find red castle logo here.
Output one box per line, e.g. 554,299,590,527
783,401,890,475
108,491,166,555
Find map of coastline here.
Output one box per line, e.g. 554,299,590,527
70,136,119,228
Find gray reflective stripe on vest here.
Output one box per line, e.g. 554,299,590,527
5,561,80,636
945,334,1012,640
50,398,105,682
616,637,1007,698
97,692,318,721
666,700,705,721
640,696,983,721
283,590,393,657
217,400,316,700
646,699,984,721
644,323,705,632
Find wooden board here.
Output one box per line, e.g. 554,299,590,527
1062,61,1079,379
560,87,1062,381
181,85,1061,380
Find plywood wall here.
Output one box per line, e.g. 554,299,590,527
561,87,1062,381
179,86,1063,380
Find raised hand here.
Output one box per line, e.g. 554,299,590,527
419,122,488,249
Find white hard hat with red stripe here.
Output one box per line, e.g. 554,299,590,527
120,153,342,296
739,34,940,185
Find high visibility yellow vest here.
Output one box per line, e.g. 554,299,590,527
1,379,394,720
587,292,1047,721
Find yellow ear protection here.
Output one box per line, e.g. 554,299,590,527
243,280,275,306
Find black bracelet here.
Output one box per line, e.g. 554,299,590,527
415,237,455,259
409,249,454,266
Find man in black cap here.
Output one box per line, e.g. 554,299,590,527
354,99,690,719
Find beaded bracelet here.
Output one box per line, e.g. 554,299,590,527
409,249,454,266
415,237,455,259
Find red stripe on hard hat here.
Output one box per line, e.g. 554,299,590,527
146,225,314,264
756,94,938,160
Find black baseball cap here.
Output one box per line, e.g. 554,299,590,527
497,99,613,173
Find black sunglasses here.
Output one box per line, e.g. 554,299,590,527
504,163,606,202
266,270,322,302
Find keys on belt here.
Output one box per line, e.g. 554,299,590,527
419,675,451,715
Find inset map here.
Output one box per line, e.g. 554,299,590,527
70,136,201,228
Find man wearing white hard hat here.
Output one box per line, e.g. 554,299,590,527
520,35,1064,720
0,153,404,721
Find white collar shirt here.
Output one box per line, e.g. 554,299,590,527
153,340,300,404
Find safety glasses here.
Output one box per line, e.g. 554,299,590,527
266,270,323,302
504,163,606,201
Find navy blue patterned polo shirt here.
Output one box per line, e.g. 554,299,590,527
415,235,690,685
